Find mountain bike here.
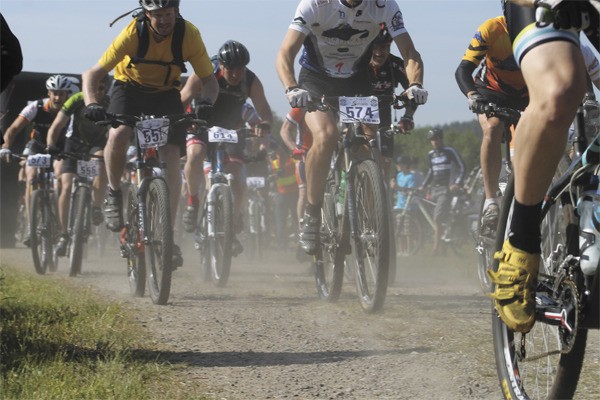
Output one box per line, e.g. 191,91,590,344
195,125,254,287
490,103,600,399
474,103,521,293
20,153,61,275
60,152,104,277
101,113,197,305
245,175,267,260
311,94,405,313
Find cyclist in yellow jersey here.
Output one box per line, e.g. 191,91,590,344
82,0,218,268
455,16,528,229
487,0,598,333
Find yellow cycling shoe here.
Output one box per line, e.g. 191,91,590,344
487,240,540,333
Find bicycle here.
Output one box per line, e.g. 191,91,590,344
18,152,61,275
100,112,197,305
59,151,104,277
490,102,600,399
474,103,521,293
311,94,405,313
245,175,267,260
194,124,254,287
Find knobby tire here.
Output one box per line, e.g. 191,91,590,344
126,184,145,297
209,185,233,287
69,186,90,277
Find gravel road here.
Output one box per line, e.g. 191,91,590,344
2,235,599,400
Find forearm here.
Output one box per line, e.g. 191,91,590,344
404,53,424,87
455,60,478,97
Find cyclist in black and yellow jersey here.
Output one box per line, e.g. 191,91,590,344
46,75,112,257
81,0,218,268
488,0,599,333
455,15,528,229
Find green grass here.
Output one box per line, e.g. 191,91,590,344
0,266,209,400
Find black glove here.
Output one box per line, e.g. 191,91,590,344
84,103,107,122
46,144,61,156
194,99,213,123
467,92,488,115
535,0,593,30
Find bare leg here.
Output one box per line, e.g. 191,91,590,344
58,172,75,234
478,114,504,200
104,126,131,191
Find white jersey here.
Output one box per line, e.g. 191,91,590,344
581,41,600,83
289,0,407,78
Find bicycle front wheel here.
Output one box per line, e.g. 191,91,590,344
476,193,495,294
491,177,588,399
30,190,49,275
125,183,145,297
145,178,173,305
208,185,233,287
314,169,345,302
351,160,389,313
69,186,90,277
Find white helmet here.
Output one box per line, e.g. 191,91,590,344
139,0,180,11
45,74,72,92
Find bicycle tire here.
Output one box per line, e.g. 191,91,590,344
491,176,588,399
395,211,423,257
352,159,390,313
125,183,145,297
208,184,233,287
198,204,211,282
314,169,345,302
476,193,495,294
29,190,48,275
68,186,90,277
145,178,173,305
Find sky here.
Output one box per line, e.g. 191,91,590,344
2,0,512,127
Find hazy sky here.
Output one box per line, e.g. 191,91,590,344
3,0,512,126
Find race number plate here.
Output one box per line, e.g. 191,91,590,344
246,176,266,189
77,159,100,178
208,126,238,143
338,96,380,124
26,154,52,168
135,118,169,148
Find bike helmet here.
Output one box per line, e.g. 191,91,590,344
46,74,72,91
139,0,179,11
427,128,443,140
372,27,392,45
218,40,250,68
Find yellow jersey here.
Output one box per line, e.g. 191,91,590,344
462,16,527,99
99,18,213,91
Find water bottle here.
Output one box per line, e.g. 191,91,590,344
578,191,600,275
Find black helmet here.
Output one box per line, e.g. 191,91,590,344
427,128,443,140
139,0,180,11
218,40,250,68
373,27,392,45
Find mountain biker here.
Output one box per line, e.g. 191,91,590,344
181,40,273,256
455,15,528,230
488,0,599,333
46,75,112,257
419,128,466,256
276,0,428,255
81,0,219,268
1,74,73,246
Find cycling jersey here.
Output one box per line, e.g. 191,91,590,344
462,16,527,99
422,147,466,188
581,41,600,82
367,53,409,127
61,92,110,148
99,18,213,90
289,0,407,78
18,99,62,144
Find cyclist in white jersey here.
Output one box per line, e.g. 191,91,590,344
276,0,428,255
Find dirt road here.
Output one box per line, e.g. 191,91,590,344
2,236,599,400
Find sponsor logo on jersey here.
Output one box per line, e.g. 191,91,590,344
293,16,307,26
391,11,405,32
323,23,369,42
317,0,331,6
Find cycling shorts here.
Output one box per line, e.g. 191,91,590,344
298,67,371,101
60,138,103,175
503,2,581,66
431,186,451,223
109,81,186,156
477,86,529,112
378,128,394,159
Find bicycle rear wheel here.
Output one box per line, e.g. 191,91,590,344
30,190,49,275
69,186,90,277
491,177,588,399
208,185,233,287
394,211,423,257
351,160,389,313
125,183,145,297
476,193,495,293
145,178,172,305
314,170,345,302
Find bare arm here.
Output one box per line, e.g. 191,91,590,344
82,63,109,106
394,32,424,87
180,73,218,109
280,118,296,151
47,111,69,147
276,29,305,90
249,78,273,125
2,116,28,149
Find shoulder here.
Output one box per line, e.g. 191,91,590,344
62,92,84,113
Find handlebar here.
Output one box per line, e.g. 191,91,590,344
306,93,414,114
97,112,204,128
483,103,521,126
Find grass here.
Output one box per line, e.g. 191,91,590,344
0,266,209,400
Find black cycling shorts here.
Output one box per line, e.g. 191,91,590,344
60,138,103,175
109,81,186,155
298,67,371,100
476,86,529,112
